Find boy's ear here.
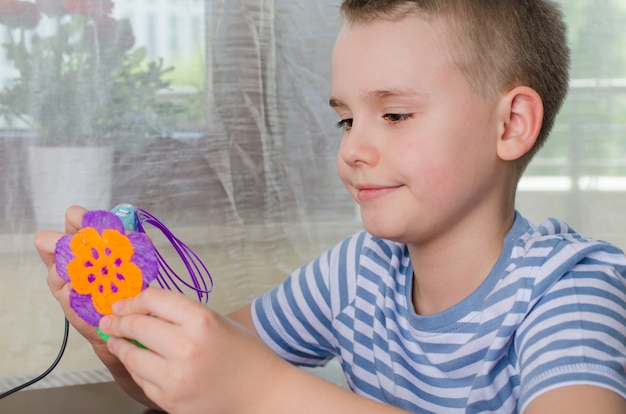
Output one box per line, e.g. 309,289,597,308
496,86,544,161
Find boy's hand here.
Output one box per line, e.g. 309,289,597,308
98,287,286,414
34,205,105,347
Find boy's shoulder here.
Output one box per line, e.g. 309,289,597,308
344,213,626,261
500,214,626,305
341,214,626,287
328,213,626,294
514,215,626,266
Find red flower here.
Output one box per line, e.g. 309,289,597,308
35,0,64,16
62,0,112,16
0,0,40,29
86,15,134,51
36,0,113,16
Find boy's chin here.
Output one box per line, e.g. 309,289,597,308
361,220,405,242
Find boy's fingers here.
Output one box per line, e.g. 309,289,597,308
34,205,87,266
100,311,181,358
107,336,167,392
34,230,63,265
34,231,71,295
112,287,206,326
64,205,88,233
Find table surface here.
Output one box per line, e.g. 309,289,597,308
0,382,159,414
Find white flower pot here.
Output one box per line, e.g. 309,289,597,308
28,145,114,230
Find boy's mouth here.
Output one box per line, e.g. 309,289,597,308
354,184,402,202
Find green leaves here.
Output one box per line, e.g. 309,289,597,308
0,6,179,145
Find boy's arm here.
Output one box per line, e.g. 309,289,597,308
225,304,414,414
525,385,626,414
91,341,164,410
97,303,250,410
257,362,410,414
101,288,413,414
227,303,256,332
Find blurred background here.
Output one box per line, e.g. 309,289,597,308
0,0,624,393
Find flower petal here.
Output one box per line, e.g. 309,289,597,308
67,255,100,295
54,234,75,282
91,261,144,315
70,227,104,259
69,289,103,327
82,210,125,234
128,232,158,284
101,228,135,261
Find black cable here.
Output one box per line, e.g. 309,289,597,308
0,317,69,399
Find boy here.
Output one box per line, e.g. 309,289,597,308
35,0,626,412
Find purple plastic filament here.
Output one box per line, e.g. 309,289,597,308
135,208,213,304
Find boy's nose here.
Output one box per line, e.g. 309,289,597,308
338,125,379,167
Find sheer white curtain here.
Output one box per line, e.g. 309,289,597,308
518,1,626,248
0,0,624,389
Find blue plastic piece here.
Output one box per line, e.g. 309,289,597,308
110,203,138,232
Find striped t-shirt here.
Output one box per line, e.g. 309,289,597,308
252,212,626,413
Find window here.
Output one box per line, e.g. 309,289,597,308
0,0,623,392
518,1,626,246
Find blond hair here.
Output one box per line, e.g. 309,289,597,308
339,0,570,177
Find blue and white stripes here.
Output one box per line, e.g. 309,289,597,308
252,213,626,412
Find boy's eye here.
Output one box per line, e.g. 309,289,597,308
383,113,412,123
336,118,353,131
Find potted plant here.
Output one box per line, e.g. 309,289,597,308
0,0,176,228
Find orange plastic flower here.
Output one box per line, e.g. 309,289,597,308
67,227,144,315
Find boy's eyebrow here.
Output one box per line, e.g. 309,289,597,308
329,89,427,108
329,97,346,109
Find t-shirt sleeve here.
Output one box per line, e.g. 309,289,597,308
516,244,626,411
251,232,365,367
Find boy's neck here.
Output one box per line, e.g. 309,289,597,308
408,208,515,316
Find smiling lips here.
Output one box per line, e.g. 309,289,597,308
355,184,402,202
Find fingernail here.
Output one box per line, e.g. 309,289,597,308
99,316,111,330
107,336,117,351
112,300,123,313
